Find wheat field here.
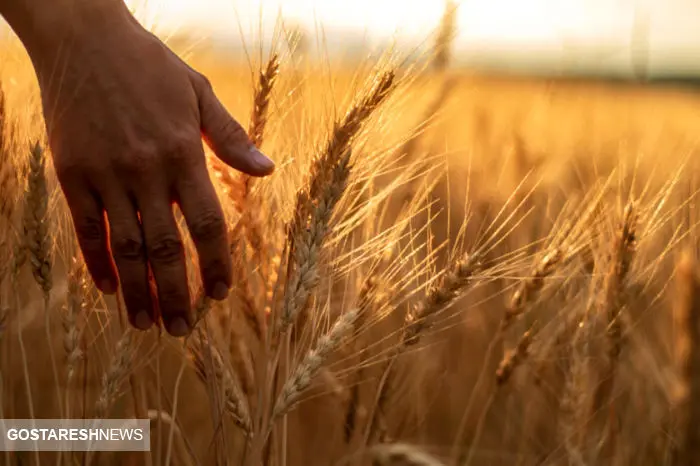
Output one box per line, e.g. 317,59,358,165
3,9,700,466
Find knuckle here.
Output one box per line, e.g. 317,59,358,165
74,215,103,245
162,134,200,166
117,145,159,178
190,209,226,242
217,117,247,143
111,235,145,262
147,235,184,264
192,72,213,92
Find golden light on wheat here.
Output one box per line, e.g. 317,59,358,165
2,4,700,465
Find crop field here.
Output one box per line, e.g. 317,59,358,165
3,11,700,466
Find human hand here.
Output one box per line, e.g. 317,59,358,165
21,2,274,336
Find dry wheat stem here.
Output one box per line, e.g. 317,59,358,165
232,235,265,341
344,274,383,445
12,270,41,466
237,54,282,322
212,55,281,350
192,292,212,326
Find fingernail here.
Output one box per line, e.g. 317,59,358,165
250,146,275,173
133,311,153,331
99,279,117,295
211,281,230,301
167,317,190,337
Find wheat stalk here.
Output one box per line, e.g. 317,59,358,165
495,327,535,386
278,150,353,333
306,71,394,207
403,252,481,346
64,257,86,384
592,201,637,458
21,141,66,422
248,54,280,154
95,329,135,419
23,141,52,295
367,251,481,444
501,248,562,332
272,307,359,420
190,330,252,434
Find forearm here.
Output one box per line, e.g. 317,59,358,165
0,0,132,59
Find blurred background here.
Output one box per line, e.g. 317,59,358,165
121,0,700,81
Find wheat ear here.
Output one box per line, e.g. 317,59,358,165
592,202,637,457
64,257,86,384
271,307,359,420
278,150,353,333
95,329,135,419
495,327,535,385
23,141,66,421
367,251,481,444
23,141,52,295
501,248,562,332
190,330,252,434
278,71,395,334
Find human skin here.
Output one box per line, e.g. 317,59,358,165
0,0,275,336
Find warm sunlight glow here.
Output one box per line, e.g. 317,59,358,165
132,0,700,49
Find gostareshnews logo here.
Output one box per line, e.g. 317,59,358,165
0,419,150,451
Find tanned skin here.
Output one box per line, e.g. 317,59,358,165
0,0,275,336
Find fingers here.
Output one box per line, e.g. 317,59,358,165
101,189,155,332
175,159,232,301
136,184,192,337
61,181,118,294
193,74,276,177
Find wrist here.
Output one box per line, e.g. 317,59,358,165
2,0,133,64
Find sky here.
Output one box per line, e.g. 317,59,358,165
127,0,700,76
3,0,700,76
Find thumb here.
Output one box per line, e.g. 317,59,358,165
193,74,275,176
